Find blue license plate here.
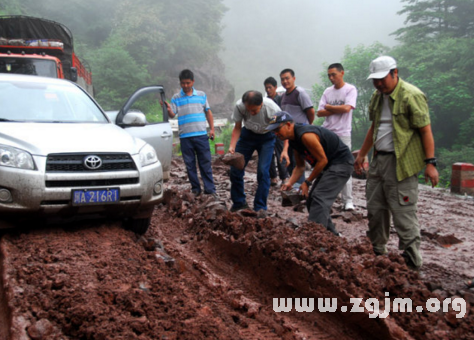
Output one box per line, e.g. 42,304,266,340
72,188,120,205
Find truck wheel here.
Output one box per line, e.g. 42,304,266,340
124,217,151,235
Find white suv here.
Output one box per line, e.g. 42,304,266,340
0,74,172,234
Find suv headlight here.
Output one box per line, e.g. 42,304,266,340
139,143,158,167
0,145,35,170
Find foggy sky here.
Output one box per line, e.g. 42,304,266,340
220,0,406,96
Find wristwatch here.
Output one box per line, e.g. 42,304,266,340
304,179,312,187
424,158,437,167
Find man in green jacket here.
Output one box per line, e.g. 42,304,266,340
354,56,439,270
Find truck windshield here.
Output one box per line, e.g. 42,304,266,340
0,57,58,78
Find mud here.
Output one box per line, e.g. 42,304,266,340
0,156,473,339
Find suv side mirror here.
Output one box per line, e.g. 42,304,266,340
70,67,78,82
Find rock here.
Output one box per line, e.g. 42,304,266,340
27,319,53,340
281,191,302,207
426,281,443,292
221,152,245,170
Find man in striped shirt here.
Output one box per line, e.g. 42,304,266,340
164,69,217,198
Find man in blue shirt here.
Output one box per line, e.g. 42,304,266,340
164,69,217,198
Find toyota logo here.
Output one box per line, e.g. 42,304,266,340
84,155,102,170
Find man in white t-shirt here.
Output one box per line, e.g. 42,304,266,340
317,63,358,211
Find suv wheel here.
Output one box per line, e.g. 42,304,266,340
124,217,151,235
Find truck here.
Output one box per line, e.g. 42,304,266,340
0,15,93,95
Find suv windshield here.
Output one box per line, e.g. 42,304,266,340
0,79,108,123
0,57,58,78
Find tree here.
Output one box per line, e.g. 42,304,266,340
393,0,474,42
391,0,474,186
12,0,228,110
89,37,151,110
0,0,22,15
111,0,226,78
391,0,474,148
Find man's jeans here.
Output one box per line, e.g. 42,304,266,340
180,135,216,194
269,138,289,180
230,127,275,211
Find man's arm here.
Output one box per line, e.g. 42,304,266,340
317,104,353,117
298,133,328,197
419,124,439,187
228,121,242,154
305,107,315,124
280,140,290,166
354,122,375,174
205,109,215,139
162,101,176,118
281,149,306,191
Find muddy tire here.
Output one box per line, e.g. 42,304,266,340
124,217,150,235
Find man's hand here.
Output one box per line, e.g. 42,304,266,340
299,181,310,198
425,164,439,188
209,128,215,140
281,182,292,191
280,150,290,167
228,146,235,154
354,155,366,175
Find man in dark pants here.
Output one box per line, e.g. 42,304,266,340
264,76,288,186
267,111,354,236
163,69,217,198
229,91,280,212
279,68,315,185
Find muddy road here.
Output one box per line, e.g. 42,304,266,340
0,156,473,339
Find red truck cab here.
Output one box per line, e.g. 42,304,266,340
0,16,93,96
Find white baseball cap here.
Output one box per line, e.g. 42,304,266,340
367,56,397,80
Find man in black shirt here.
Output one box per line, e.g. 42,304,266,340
266,111,354,236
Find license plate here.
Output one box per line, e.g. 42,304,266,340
72,188,120,205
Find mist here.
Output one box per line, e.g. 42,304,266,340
220,0,406,96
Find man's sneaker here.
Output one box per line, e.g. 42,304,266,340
270,178,278,186
191,190,201,197
344,202,355,211
230,203,249,212
374,249,388,256
402,252,421,271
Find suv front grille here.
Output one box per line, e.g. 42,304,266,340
46,153,136,172
45,178,139,188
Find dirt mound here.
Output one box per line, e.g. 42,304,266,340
1,156,473,339
164,188,474,339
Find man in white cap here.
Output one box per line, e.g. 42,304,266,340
354,56,439,270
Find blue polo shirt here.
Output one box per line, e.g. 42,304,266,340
170,88,210,138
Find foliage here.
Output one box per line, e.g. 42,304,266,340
0,0,22,15
11,0,227,109
391,37,474,148
217,121,234,152
88,37,150,110
111,0,226,80
393,0,474,43
393,0,474,188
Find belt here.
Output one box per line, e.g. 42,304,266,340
375,150,395,156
